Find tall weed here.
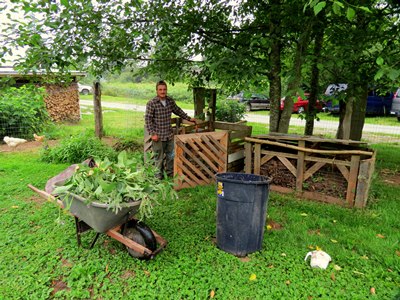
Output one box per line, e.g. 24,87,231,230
40,132,116,163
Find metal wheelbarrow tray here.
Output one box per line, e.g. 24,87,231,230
60,192,140,233
27,184,167,260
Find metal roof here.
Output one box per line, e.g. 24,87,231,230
0,66,86,77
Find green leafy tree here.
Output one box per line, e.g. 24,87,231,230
2,0,399,140
310,0,400,140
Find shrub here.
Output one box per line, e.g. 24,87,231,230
40,132,117,164
215,99,246,123
0,85,49,139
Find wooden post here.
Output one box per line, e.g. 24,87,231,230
208,89,217,131
346,155,360,207
354,153,375,208
193,88,205,120
296,140,306,192
244,142,252,173
93,81,104,138
254,143,261,175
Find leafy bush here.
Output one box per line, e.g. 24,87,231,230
215,99,246,122
0,85,49,139
40,132,116,163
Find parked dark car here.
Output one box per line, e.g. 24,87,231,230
227,92,270,111
324,84,394,115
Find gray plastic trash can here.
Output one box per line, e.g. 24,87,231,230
216,172,270,256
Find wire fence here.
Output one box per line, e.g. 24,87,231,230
2,100,400,146
87,101,400,145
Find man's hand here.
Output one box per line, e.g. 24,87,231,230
189,118,197,124
151,134,159,142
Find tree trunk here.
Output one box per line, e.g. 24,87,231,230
279,29,312,133
304,24,324,136
342,96,354,140
349,88,368,140
336,84,367,140
268,41,282,133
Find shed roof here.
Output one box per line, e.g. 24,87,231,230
0,66,86,77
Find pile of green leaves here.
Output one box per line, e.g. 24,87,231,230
40,132,116,163
53,151,177,219
0,84,49,139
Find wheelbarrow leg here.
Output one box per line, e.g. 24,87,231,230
74,217,83,247
89,233,101,249
74,216,100,248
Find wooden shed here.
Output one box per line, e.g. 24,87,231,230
0,66,86,122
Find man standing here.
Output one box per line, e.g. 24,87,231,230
145,80,196,179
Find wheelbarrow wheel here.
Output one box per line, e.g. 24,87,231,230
122,220,157,260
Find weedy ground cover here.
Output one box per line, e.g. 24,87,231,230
0,140,399,299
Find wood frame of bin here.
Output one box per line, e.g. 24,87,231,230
244,135,376,208
144,119,252,190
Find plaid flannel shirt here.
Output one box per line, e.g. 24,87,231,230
145,96,191,141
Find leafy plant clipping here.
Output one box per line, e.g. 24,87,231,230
53,151,177,219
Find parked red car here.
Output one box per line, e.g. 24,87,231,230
280,94,324,113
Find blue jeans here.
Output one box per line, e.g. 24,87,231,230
152,139,174,178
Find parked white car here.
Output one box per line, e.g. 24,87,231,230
78,83,93,95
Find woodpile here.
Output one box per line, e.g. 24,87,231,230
43,82,80,122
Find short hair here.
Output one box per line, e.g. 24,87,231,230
156,80,167,89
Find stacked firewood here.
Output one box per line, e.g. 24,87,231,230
43,83,81,122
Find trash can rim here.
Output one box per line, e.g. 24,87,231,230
216,172,271,185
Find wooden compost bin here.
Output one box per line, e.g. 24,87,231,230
144,119,252,190
244,134,376,208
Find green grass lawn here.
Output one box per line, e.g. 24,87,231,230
0,113,399,298
1,86,398,299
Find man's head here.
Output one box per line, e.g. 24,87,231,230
156,80,167,99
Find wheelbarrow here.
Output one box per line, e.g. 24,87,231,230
27,163,167,260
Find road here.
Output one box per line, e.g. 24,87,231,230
80,100,400,135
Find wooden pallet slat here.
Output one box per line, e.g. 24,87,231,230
193,139,222,170
261,154,274,165
175,140,215,178
176,161,203,186
303,161,326,181
205,134,227,153
277,156,297,177
336,164,350,181
174,131,230,190
179,154,211,182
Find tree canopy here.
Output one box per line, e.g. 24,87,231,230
1,0,399,140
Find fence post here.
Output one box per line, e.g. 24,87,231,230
93,81,104,138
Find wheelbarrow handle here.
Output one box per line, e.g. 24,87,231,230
27,184,65,208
